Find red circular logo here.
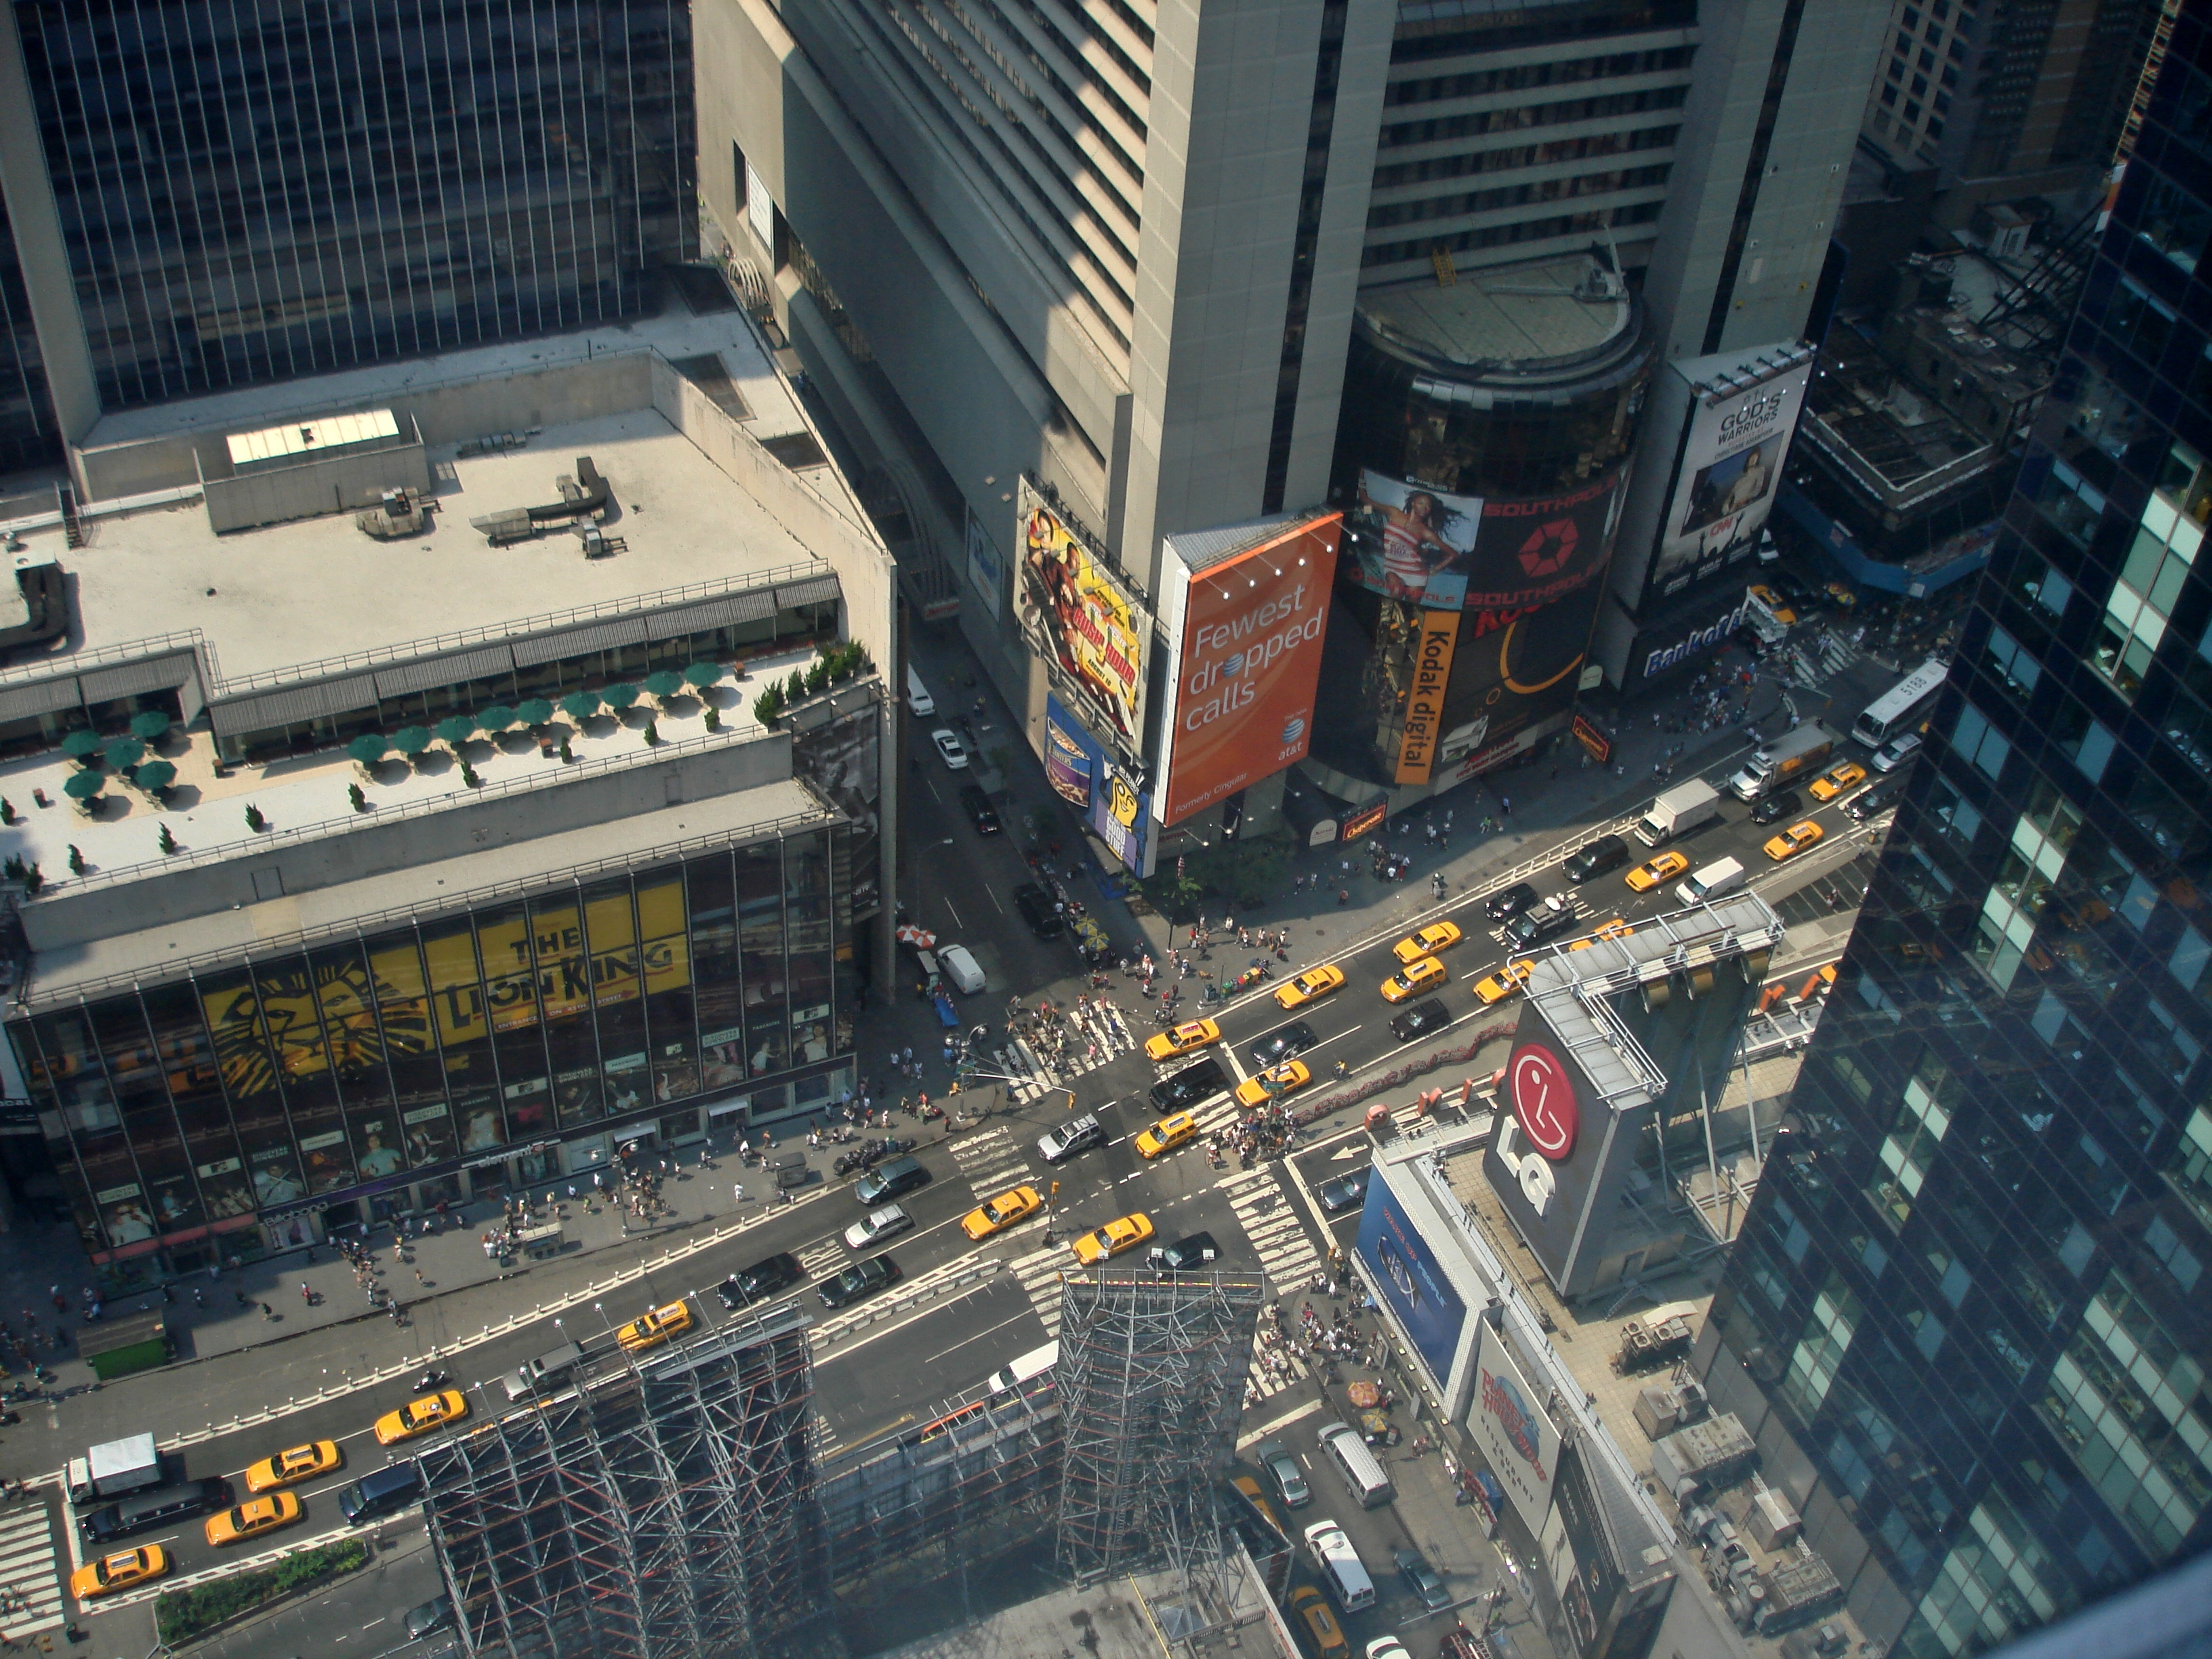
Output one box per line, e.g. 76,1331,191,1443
1508,1042,1579,1160
1517,518,1579,577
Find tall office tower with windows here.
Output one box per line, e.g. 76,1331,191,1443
1860,0,2170,223
0,0,694,447
1695,16,2212,1655
696,0,1888,684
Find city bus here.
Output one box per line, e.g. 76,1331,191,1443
1850,659,1948,747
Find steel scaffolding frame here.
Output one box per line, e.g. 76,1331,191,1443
1053,1271,1265,1584
417,1305,825,1659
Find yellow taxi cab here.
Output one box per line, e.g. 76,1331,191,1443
616,1299,694,1353
1135,1112,1200,1159
374,1388,470,1446
1380,956,1446,1002
1764,819,1826,861
1391,921,1462,964
1807,760,1866,802
1626,850,1689,891
1472,960,1536,1006
1747,583,1797,626
1289,1585,1349,1658
1229,1473,1286,1539
1570,918,1634,951
70,1546,168,1602
1071,1212,1154,1265
1273,964,1345,1009
1234,1059,1311,1109
1143,1018,1221,1063
961,1185,1042,1240
205,1491,304,1547
244,1439,341,1494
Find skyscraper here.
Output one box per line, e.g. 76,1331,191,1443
0,0,695,447
1695,14,2212,1654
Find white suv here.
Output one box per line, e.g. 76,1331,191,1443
1038,1114,1103,1162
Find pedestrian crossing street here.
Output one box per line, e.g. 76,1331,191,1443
1219,1166,1322,1295
1781,630,1860,691
985,1000,1137,1105
0,1498,66,1639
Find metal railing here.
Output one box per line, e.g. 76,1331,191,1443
16,796,842,1011
0,628,208,690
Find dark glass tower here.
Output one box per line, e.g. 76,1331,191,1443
8,0,694,413
1695,15,2212,1658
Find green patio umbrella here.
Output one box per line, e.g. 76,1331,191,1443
559,691,600,724
434,716,476,748
683,661,724,691
476,704,517,736
602,683,640,712
102,737,145,772
62,771,103,801
60,731,102,764
392,725,433,758
128,710,173,743
642,670,686,702
134,760,176,792
516,698,555,730
348,734,388,768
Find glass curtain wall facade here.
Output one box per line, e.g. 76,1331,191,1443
1700,24,2212,1657
0,201,56,473
13,827,859,1281
13,0,695,411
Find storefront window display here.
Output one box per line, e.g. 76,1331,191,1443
11,832,860,1268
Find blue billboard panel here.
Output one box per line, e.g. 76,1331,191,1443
1044,694,1151,874
1353,1174,1469,1386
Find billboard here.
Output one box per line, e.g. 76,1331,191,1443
1543,1442,1677,1659
1044,694,1151,874
1345,468,1622,613
1353,1172,1469,1385
1645,359,1811,602
1420,577,1604,775
1395,609,1462,785
1015,480,1149,754
1155,514,1340,826
1469,1320,1563,1536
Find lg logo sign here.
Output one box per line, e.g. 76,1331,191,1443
1509,1043,1578,1158
1493,1042,1580,1216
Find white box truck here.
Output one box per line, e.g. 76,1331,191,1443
1635,779,1721,846
66,1432,163,1506
1675,856,1747,907
501,1340,587,1403
1727,722,1836,800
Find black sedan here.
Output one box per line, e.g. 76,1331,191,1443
1748,787,1802,827
717,1251,802,1310
1012,883,1063,939
958,784,1002,836
1317,1168,1369,1215
1149,1231,1220,1271
1249,1021,1317,1068
819,1254,900,1309
1149,1058,1229,1111
1389,998,1452,1042
1484,880,1540,922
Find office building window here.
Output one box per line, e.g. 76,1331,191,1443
2037,459,2107,546
2137,176,2212,274
1950,705,2011,779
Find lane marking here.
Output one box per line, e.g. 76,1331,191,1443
1236,1398,1323,1451
923,1308,1037,1367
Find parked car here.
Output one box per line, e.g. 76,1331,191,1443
1317,1168,1369,1214
1748,787,1802,827
819,1255,900,1309
717,1252,802,1310
1484,881,1540,922
1011,883,1063,939
1249,1021,1317,1067
935,943,987,994
930,729,970,769
1148,1058,1227,1111
1388,998,1452,1042
958,783,1002,834
1396,1547,1452,1611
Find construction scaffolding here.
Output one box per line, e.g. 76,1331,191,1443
417,1304,825,1659
1054,1271,1265,1584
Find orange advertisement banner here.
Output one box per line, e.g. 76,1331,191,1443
1395,608,1462,785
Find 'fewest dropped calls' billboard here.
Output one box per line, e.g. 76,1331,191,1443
1154,514,1341,825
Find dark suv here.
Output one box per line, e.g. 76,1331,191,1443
717,1252,802,1309
1389,998,1452,1042
1012,883,1063,939
1504,895,1580,949
1149,1057,1228,1111
1561,835,1627,882
958,784,1002,835
1484,881,1540,922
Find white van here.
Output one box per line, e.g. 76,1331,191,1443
1303,1518,1376,1612
905,667,935,718
937,943,987,994
1674,855,1746,907
1317,1422,1395,1509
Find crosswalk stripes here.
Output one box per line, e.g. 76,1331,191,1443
1219,1167,1322,1294
1006,1244,1071,1339
986,1002,1138,1104
947,1125,1037,1203
0,1498,66,1637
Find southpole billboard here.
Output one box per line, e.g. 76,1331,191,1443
1014,480,1149,756
1155,514,1341,826
1344,468,1623,613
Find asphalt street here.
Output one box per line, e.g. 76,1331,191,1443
29,691,1900,1650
